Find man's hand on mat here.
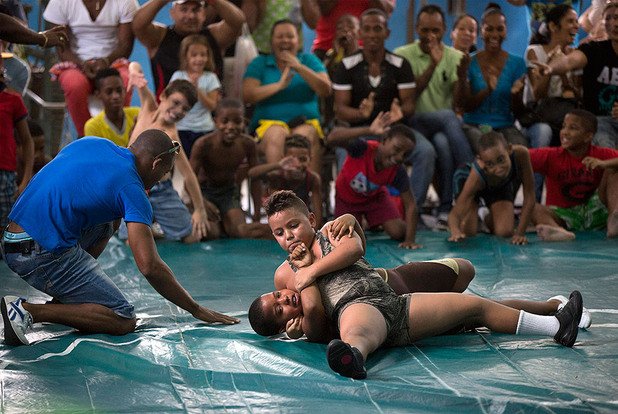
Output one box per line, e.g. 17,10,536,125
193,306,240,324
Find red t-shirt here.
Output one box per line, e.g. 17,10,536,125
335,140,409,204
312,0,369,53
0,89,28,171
529,145,618,208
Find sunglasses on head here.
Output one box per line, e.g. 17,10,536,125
154,140,181,159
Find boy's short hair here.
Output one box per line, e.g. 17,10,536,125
477,131,508,154
94,67,122,91
163,79,198,108
27,118,44,137
567,109,598,134
284,134,310,153
214,97,243,114
385,123,416,145
248,296,280,336
264,190,309,217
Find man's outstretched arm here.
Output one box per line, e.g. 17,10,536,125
127,222,239,324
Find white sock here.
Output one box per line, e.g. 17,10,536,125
516,311,560,336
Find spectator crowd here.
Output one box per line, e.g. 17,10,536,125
2,0,617,249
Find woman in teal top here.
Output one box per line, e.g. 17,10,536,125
459,4,528,152
243,19,331,175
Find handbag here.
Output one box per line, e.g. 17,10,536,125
229,23,258,101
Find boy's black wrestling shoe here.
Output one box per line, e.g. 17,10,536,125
327,339,367,379
553,290,583,348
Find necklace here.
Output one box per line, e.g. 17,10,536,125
95,1,100,11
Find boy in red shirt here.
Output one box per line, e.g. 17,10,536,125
530,109,618,240
0,54,33,229
329,123,420,249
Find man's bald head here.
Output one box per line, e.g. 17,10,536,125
130,129,174,159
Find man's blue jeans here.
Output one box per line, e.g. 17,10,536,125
410,110,473,212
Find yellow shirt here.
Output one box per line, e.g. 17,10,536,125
84,107,140,148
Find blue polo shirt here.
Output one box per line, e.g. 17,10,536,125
10,138,153,253
244,53,326,132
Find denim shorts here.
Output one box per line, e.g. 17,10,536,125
2,222,135,319
149,179,192,241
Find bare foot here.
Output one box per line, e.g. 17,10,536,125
607,211,618,238
536,224,575,241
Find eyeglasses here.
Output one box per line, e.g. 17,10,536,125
154,140,181,159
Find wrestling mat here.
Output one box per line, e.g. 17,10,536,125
1,230,617,413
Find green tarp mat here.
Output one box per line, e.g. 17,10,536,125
1,231,617,413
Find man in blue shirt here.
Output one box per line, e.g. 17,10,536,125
1,129,239,346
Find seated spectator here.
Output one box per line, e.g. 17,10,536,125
523,4,581,200
458,4,528,151
170,34,221,157
132,0,244,98
321,14,360,126
43,0,138,137
84,68,140,147
450,13,478,54
395,5,475,226
448,132,535,245
125,62,209,243
0,54,33,228
248,134,323,228
242,18,331,175
17,120,50,184
531,110,618,240
330,8,436,219
243,0,319,54
189,98,271,239
309,0,394,60
535,2,618,149
329,123,421,249
506,0,582,43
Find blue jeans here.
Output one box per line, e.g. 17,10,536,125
525,122,553,201
118,179,192,241
410,110,474,212
406,129,436,210
2,223,135,319
594,117,618,149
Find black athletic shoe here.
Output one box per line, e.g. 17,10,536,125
326,339,367,379
553,290,583,347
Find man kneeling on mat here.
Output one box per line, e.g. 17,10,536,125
1,130,239,347
249,190,589,379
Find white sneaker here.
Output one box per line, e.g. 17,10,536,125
1,296,33,345
548,295,591,329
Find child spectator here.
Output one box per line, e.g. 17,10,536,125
249,134,323,228
84,68,140,147
0,55,33,229
126,62,209,243
531,109,618,240
328,123,420,249
189,98,271,239
448,131,535,245
170,34,221,157
17,120,50,184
